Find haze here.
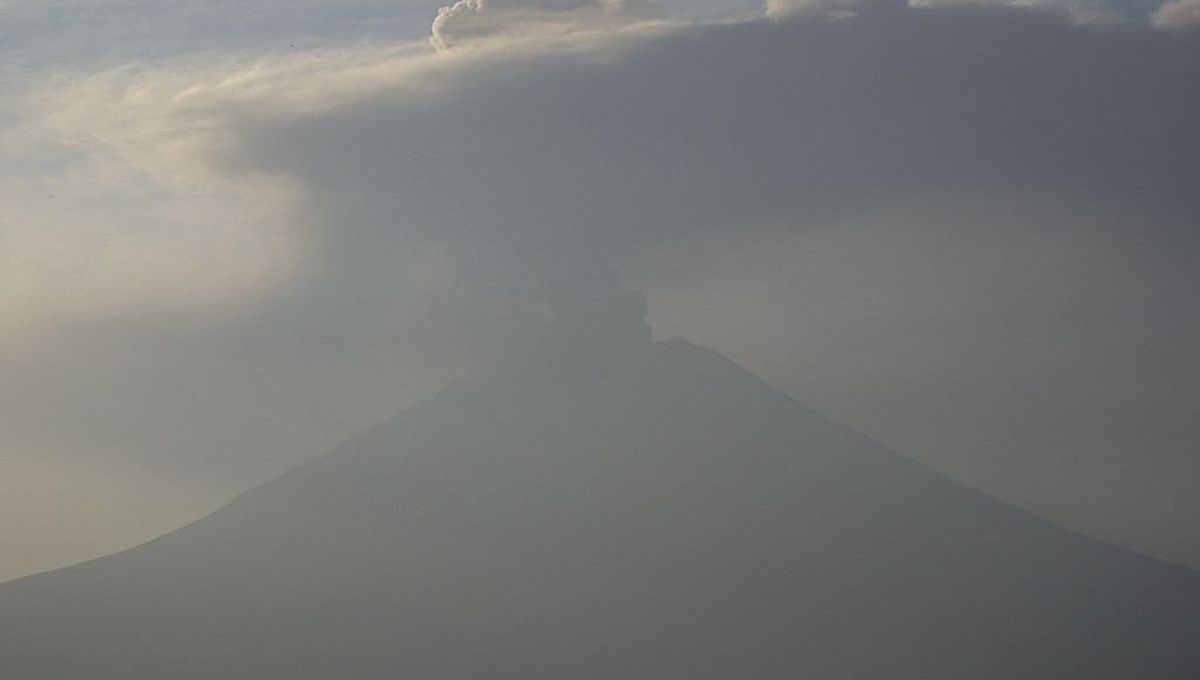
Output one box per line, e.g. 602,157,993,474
2,0,1198,612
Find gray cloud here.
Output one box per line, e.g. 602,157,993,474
235,5,1200,566
3,2,1200,581
242,5,1199,273
220,5,1200,559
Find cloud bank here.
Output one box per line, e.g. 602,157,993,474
1152,0,1200,28
3,1,1200,580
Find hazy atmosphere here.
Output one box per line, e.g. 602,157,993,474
3,1,1200,677
4,0,1199,584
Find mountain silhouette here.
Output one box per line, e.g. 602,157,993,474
2,338,1197,678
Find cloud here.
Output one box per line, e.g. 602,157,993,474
0,72,298,343
904,0,1126,27
431,0,664,51
226,5,1200,568
0,1,438,67
1151,0,1200,29
4,2,1200,580
625,194,1200,565
765,0,894,19
0,46,446,343
1,22,685,582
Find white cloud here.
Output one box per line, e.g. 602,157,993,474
0,42,461,344
765,0,878,19
0,1,436,67
431,0,664,51
906,0,1125,26
1151,0,1200,29
1,65,302,342
766,0,1126,26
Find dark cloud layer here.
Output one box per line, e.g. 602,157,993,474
249,7,1199,244
235,6,1200,363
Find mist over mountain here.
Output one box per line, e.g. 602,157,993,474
6,0,1200,581
2,329,1197,678
4,2,1200,675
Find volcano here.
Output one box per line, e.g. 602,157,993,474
2,338,1197,679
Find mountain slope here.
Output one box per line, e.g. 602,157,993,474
2,339,1197,679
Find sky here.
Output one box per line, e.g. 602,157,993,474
2,0,1199,583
